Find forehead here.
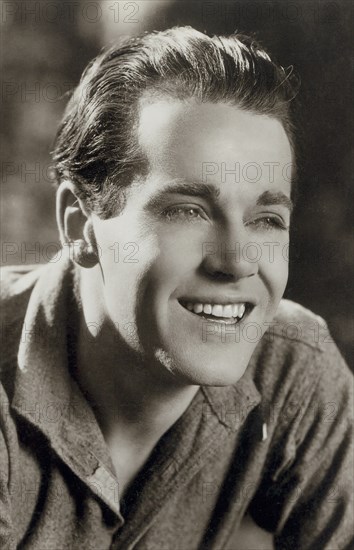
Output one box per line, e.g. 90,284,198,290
137,98,292,187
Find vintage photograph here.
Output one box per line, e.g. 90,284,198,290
1,1,353,549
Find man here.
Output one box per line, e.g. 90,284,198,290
1,27,353,549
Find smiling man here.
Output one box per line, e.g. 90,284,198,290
1,27,353,549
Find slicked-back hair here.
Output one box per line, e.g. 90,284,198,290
52,26,300,218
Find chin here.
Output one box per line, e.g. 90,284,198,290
187,362,249,387
155,346,250,387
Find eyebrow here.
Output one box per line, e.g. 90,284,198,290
256,191,293,213
144,181,221,211
144,181,293,213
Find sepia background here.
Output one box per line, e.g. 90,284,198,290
1,0,353,369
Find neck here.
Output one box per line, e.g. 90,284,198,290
72,268,199,446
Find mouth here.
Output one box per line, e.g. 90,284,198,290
178,299,253,325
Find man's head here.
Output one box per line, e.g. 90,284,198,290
54,26,299,386
53,26,298,217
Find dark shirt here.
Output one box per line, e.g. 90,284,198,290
0,258,353,549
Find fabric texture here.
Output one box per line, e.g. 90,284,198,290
0,257,353,549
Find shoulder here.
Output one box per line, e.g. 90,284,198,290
0,265,46,323
251,298,352,413
271,298,330,350
0,263,47,330
1,263,46,289
0,264,46,383
1,263,46,306
259,297,345,362
248,303,353,546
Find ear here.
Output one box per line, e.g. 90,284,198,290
56,181,99,268
56,180,91,245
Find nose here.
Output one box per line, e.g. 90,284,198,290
201,222,259,281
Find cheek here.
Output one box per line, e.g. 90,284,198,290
260,239,289,298
92,223,146,318
95,223,204,314
147,224,206,279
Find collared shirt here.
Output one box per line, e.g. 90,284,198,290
0,257,353,549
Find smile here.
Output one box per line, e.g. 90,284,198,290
178,300,251,325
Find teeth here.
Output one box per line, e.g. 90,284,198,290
183,301,248,320
223,305,233,317
212,305,223,317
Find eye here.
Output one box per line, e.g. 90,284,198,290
246,215,289,232
161,205,207,223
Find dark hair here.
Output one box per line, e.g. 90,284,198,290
52,26,300,218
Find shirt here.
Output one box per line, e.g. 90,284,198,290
0,257,353,549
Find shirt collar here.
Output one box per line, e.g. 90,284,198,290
201,366,261,432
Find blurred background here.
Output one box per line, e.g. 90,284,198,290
1,0,353,369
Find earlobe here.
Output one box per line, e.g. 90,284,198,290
56,181,99,268
70,237,99,268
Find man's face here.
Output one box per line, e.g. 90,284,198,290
91,99,292,386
